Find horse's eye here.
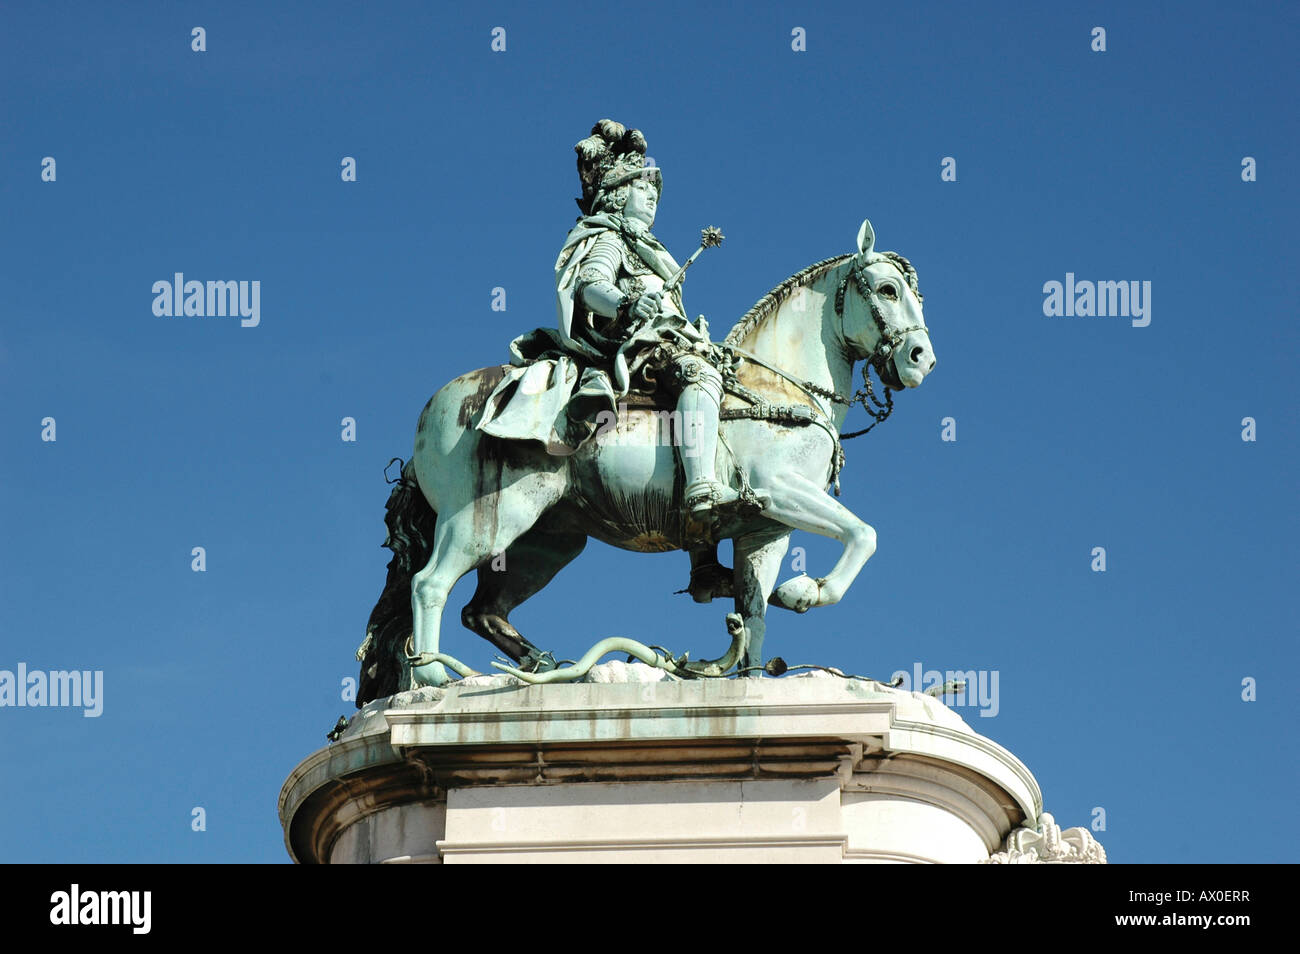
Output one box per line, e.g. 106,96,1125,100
877,282,898,300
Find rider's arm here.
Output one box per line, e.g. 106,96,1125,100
575,233,626,320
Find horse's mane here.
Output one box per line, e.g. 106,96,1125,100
724,250,923,346
723,254,854,346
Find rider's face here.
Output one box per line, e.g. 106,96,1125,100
623,177,658,227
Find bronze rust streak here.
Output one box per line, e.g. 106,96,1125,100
456,365,509,428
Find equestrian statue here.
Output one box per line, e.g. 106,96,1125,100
354,120,937,704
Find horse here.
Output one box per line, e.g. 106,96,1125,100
354,218,936,701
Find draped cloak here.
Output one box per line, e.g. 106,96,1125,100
476,213,687,455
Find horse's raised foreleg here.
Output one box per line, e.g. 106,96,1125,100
760,477,877,613
732,528,791,674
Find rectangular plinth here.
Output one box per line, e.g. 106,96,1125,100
437,779,846,864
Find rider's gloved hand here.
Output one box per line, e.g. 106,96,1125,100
631,290,662,321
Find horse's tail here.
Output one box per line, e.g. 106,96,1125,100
355,458,437,707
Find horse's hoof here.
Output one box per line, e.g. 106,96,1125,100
517,649,558,674
407,656,450,688
769,575,819,613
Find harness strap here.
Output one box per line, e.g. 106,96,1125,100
719,403,816,425
716,344,847,493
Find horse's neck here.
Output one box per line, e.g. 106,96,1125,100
733,267,855,427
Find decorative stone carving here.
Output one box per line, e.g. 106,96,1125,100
982,812,1108,864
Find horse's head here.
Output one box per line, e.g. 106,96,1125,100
836,219,936,389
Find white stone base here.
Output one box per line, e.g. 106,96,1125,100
280,665,1096,864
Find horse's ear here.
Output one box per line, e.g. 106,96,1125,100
856,219,876,255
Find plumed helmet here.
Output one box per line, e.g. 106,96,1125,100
574,119,662,216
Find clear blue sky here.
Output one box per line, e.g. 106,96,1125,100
1,0,1295,863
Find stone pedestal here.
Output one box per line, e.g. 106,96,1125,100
280,665,1098,864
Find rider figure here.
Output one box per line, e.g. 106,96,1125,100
557,120,740,521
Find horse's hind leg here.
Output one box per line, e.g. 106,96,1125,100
462,523,587,667
407,507,486,687
409,488,560,687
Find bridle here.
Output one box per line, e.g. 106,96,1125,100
834,252,930,371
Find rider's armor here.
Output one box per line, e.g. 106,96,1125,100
572,227,737,518
574,228,681,346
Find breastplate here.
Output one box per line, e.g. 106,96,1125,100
617,255,683,319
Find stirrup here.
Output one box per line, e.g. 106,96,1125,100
684,479,741,516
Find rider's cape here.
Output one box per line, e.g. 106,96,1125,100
476,215,681,456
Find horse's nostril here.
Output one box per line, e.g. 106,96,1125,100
910,345,925,364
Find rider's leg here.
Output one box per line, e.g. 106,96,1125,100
675,356,740,515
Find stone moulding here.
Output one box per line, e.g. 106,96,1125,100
279,665,1102,864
